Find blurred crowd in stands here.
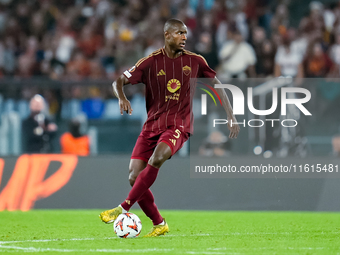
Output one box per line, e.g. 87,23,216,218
1,0,340,79
1,0,340,118
1,0,340,155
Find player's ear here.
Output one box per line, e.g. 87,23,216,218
164,31,170,39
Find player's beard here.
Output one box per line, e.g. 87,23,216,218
176,48,184,54
175,44,184,54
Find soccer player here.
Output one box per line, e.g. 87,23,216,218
100,19,240,237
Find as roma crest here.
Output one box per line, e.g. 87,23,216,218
183,65,191,76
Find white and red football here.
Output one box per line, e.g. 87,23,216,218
113,213,142,238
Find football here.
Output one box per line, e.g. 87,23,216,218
113,213,142,238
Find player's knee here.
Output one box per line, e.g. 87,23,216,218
148,154,166,168
128,171,137,186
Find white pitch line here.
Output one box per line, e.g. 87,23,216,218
0,246,174,253
0,244,332,255
0,232,295,246
0,237,118,245
0,246,240,255
0,234,332,254
0,246,239,255
0,232,293,245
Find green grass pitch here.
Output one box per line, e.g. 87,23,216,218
0,210,339,254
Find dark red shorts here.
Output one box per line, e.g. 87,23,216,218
131,127,189,163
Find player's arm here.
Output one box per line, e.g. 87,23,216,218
112,74,132,115
212,77,240,139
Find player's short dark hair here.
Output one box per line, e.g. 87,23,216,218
164,19,185,32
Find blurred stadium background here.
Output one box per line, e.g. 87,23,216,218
1,0,340,156
1,3,340,255
1,0,340,211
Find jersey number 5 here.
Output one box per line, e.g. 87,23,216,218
173,129,181,139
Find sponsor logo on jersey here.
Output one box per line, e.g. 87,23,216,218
183,65,191,76
167,79,181,93
165,93,180,102
157,69,166,76
129,66,136,72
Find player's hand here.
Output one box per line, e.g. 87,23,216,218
119,98,133,115
227,117,240,139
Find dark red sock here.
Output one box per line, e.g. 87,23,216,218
138,189,163,225
121,164,159,211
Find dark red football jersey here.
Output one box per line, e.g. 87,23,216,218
123,48,216,134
